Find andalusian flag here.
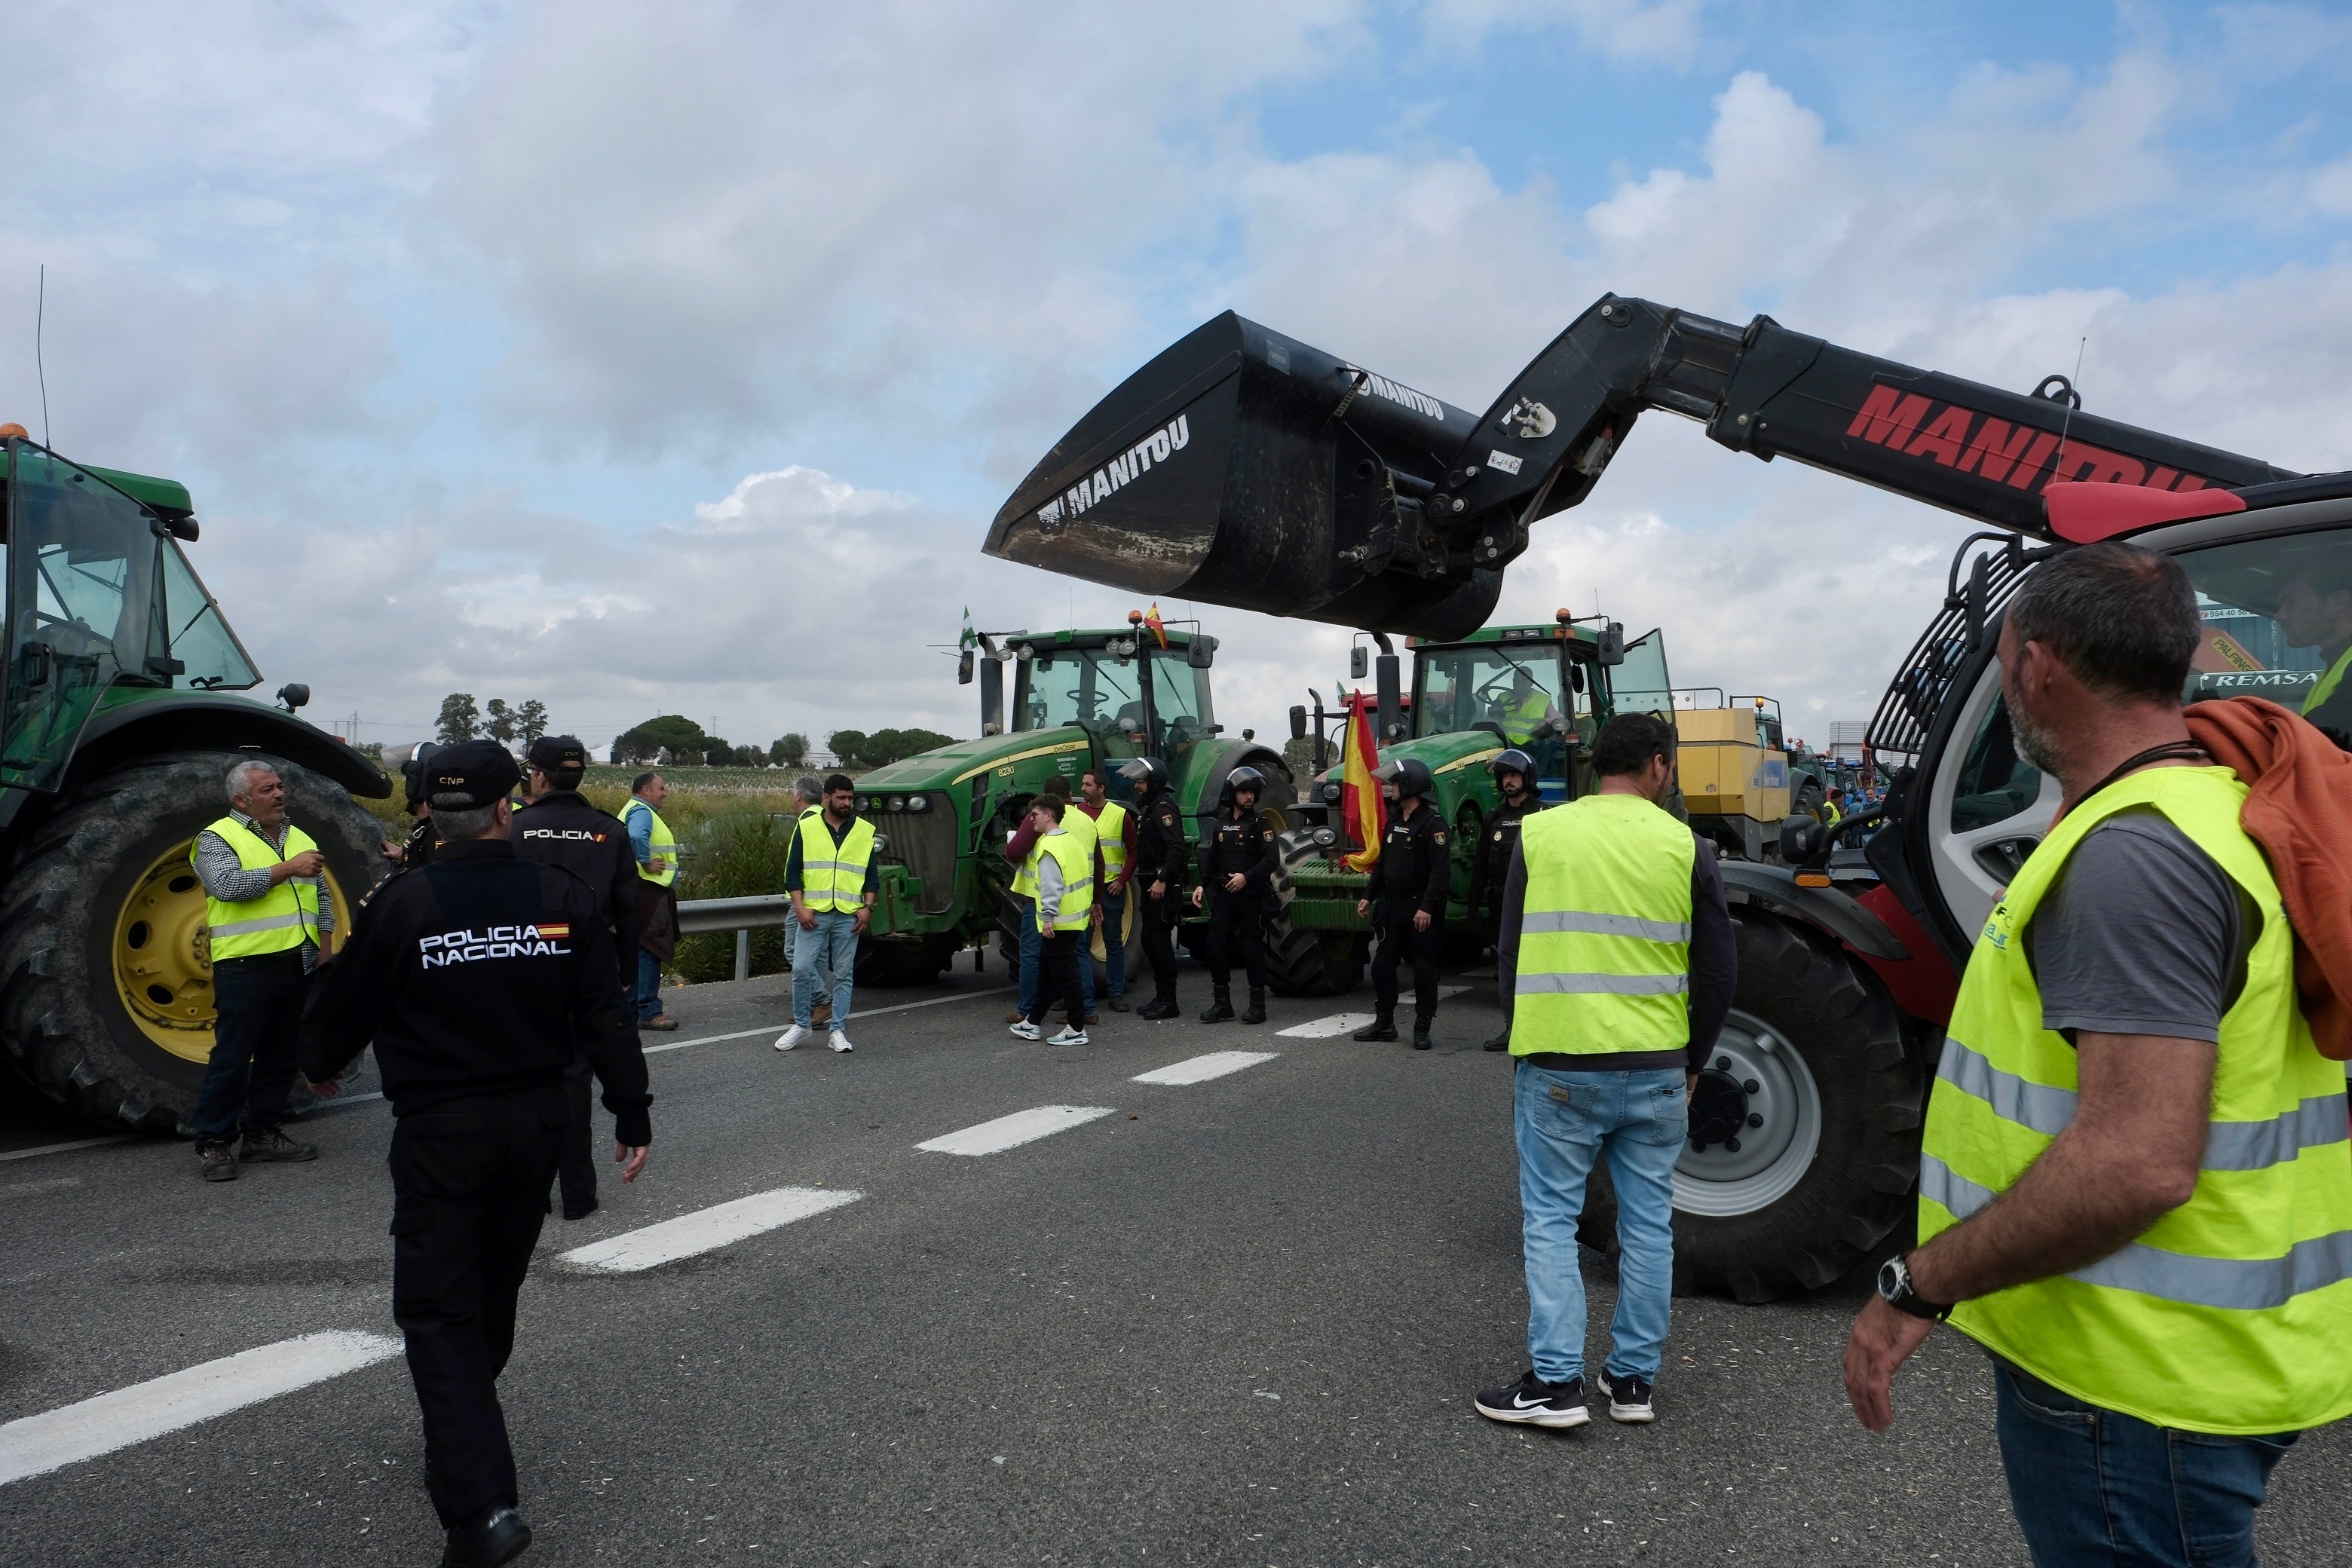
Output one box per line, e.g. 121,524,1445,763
1339,690,1386,872
1142,602,1169,651
958,606,977,652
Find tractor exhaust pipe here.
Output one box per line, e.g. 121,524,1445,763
985,312,1505,639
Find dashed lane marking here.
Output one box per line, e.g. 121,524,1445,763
0,1330,401,1487
1277,1014,1376,1038
916,1105,1116,1156
558,1186,863,1272
643,986,1017,1055
1132,1051,1279,1086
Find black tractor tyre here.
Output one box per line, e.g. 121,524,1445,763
1793,778,1827,822
1575,911,1924,1303
853,935,955,988
0,751,390,1133
1263,827,1362,997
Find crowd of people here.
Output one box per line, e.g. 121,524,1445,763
174,541,2348,1567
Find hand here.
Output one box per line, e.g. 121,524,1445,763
1355,899,1370,917
1091,906,1104,928
797,908,818,931
1413,908,1432,933
1190,887,1203,908
1686,1071,1697,1095
1148,880,1165,901
614,1143,650,1183
853,907,871,936
280,850,326,879
1041,919,1057,938
1842,1294,1937,1433
380,839,404,862
1224,872,1245,893
648,855,670,874
305,1077,342,1098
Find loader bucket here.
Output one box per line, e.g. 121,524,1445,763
985,313,1505,639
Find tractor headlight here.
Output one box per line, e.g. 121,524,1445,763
856,795,873,811
886,795,905,812
905,794,930,812
1312,827,1337,847
1321,781,1342,802
874,832,890,853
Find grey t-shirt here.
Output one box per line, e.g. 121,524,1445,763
2023,807,2256,1044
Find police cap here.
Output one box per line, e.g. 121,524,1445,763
427,739,521,810
525,734,589,773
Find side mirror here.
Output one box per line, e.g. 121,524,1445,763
276,682,311,712
1349,646,1369,680
1187,636,1215,669
1288,704,1308,741
1597,622,1625,667
1780,815,1824,863
957,649,975,685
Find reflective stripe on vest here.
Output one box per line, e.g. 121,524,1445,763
623,799,678,887
195,817,321,959
1095,801,1129,879
1037,829,1095,923
796,813,875,914
2301,645,2352,717
1503,691,1551,744
1919,765,2352,1436
1508,793,1695,1057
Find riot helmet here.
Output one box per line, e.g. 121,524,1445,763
400,741,443,814
1489,748,1537,796
1118,756,1168,793
1374,758,1434,801
1223,764,1266,804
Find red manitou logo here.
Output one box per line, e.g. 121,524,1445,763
1845,385,2225,496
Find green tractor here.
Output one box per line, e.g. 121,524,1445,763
845,619,1359,995
1278,614,1663,939
0,433,392,1130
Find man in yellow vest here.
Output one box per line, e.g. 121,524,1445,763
1010,795,1095,1046
1842,544,2352,1562
774,773,876,1054
620,771,679,1031
187,758,338,1183
1475,712,1736,1429
790,773,837,1028
1076,767,1133,1011
2274,571,2352,742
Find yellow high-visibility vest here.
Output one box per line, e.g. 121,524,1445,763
1016,804,1095,899
195,816,322,959
622,798,677,888
1037,828,1095,924
1094,801,1129,882
1509,793,1695,1057
2301,645,2352,717
1920,765,2352,1435
796,812,876,914
1502,689,1552,745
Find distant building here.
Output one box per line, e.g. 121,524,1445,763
1828,720,1870,764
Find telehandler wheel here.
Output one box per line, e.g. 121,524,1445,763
1575,911,1923,1303
0,751,390,1133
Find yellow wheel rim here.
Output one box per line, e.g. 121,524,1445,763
112,838,351,1064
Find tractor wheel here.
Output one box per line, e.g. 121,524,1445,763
853,935,955,988
1262,826,1362,997
1576,910,1923,1303
1793,778,1826,824
0,751,390,1133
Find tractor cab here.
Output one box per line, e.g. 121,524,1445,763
995,626,1217,792
1404,619,1636,801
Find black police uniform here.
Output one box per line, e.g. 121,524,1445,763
1133,787,1188,1015
1472,792,1548,1050
511,737,641,1220
297,742,651,1553
1364,799,1450,1043
1197,804,1276,1021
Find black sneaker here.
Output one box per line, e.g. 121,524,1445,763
1474,1369,1588,1429
1596,1369,1655,1423
196,1141,239,1183
237,1129,318,1163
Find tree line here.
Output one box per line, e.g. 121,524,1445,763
430,700,956,770
436,694,551,747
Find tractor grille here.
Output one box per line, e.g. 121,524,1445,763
1867,532,2054,757
874,804,958,916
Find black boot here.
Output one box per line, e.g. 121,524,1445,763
1351,1013,1398,1042
1412,1015,1435,1051
1481,1031,1510,1052
1241,988,1267,1025
1138,992,1178,1020
1199,988,1234,1023
442,1505,531,1568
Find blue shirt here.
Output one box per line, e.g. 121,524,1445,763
623,797,657,866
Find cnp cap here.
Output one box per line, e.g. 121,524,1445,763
427,739,521,810
526,734,589,772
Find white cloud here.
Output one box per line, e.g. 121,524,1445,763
1418,0,1707,64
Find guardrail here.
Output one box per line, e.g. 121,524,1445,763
675,894,796,982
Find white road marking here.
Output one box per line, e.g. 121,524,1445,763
644,986,1017,1055
917,1105,1116,1156
1132,1051,1278,1086
0,1331,401,1487
558,1187,862,1272
1278,1014,1377,1038
0,1136,136,1164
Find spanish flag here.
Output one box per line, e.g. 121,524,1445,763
1143,603,1169,651
1340,690,1385,872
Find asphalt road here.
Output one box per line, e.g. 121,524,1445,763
3,961,2346,1566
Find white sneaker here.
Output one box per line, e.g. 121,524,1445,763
828,1030,854,1053
1047,1025,1089,1047
1009,1020,1043,1040
773,1024,810,1051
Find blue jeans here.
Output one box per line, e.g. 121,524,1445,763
792,911,859,1028
193,949,309,1141
1017,899,1093,1017
1514,1062,1686,1386
1994,1358,2296,1567
633,948,663,1022
1095,888,1126,999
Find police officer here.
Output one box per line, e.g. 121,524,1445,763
511,735,640,1221
1472,749,1548,1052
392,742,441,871
297,740,651,1568
1191,765,1276,1024
1352,757,1448,1049
1117,756,1188,1018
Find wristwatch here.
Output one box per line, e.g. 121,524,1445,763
1876,1254,1952,1322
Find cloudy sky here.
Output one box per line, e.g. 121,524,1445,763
6,1,2351,758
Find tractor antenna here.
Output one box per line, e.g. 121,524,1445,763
2051,334,2087,476
36,264,53,451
